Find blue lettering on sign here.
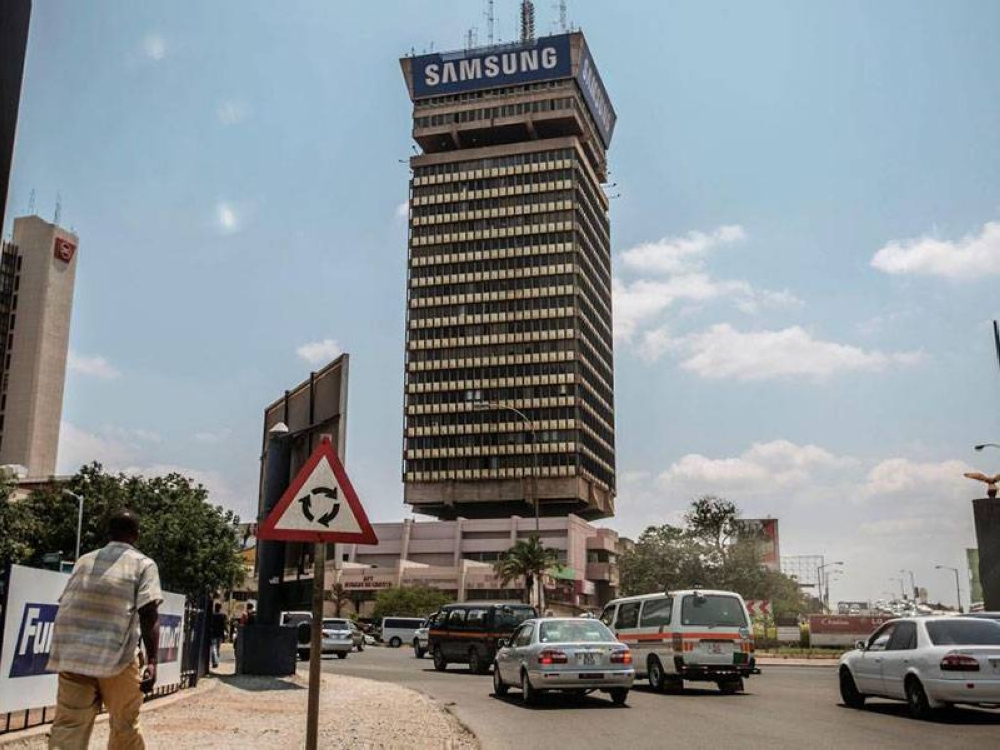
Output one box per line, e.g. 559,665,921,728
9,603,59,678
575,42,616,148
157,614,183,664
412,34,572,99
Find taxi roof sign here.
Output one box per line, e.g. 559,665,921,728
257,437,378,545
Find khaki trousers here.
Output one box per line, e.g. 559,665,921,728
49,659,145,750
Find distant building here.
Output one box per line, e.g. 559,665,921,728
399,31,618,522
0,216,78,478
1,0,31,227
331,514,622,616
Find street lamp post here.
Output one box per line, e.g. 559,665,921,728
935,565,963,613
817,561,843,611
63,490,84,562
473,400,542,610
900,569,917,601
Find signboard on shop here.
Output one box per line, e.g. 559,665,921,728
809,614,890,647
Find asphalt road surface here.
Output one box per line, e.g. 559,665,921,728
321,646,999,749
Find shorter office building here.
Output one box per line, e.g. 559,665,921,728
327,514,622,617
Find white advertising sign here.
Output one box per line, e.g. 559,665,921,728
1,564,186,714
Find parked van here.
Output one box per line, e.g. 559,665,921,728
381,616,426,648
428,601,537,674
601,589,758,693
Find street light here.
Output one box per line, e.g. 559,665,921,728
472,400,542,611
900,569,917,601
817,561,843,611
63,490,84,562
935,565,963,613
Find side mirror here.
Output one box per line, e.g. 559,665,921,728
855,640,866,651
497,638,508,648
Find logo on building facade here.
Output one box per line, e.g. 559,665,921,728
8,603,58,678
53,237,76,264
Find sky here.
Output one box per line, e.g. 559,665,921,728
7,0,1000,607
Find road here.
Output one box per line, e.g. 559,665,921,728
322,646,999,749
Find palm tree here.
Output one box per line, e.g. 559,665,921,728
494,535,560,605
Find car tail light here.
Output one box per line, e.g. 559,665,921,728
610,649,632,665
672,633,683,652
940,653,980,672
538,650,568,665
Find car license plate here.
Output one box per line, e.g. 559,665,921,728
579,673,603,679
577,652,597,666
704,642,732,655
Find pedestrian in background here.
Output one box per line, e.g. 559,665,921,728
210,602,226,669
47,510,162,750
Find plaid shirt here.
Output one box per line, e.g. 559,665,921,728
48,542,163,677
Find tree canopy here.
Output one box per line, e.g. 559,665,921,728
620,496,808,617
370,585,453,620
494,534,560,604
2,463,245,598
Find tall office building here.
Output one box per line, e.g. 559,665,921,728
0,215,78,478
1,0,32,228
400,31,617,520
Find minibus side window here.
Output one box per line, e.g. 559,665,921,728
616,602,641,629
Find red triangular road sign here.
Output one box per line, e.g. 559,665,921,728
257,437,378,545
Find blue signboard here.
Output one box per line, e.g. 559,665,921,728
8,603,58,678
412,34,572,99
576,41,616,148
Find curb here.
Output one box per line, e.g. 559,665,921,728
756,660,839,668
0,677,219,748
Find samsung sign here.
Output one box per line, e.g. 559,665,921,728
411,33,615,148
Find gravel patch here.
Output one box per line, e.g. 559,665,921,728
7,668,477,750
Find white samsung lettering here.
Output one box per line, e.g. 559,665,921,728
484,55,499,77
541,46,557,69
459,58,482,80
424,63,440,86
441,61,458,84
501,52,517,74
519,49,539,72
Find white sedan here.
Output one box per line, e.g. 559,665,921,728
839,616,1000,719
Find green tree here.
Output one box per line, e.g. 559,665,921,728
17,463,245,598
0,472,38,567
371,585,452,620
494,535,560,604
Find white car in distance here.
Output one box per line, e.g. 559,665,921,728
839,616,1000,719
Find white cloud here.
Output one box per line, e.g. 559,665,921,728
194,428,233,444
58,422,138,473
621,225,746,275
655,323,924,380
121,463,245,512
101,425,161,444
616,441,978,604
68,352,121,380
217,100,248,125
395,200,409,219
296,338,343,365
216,202,239,234
142,34,167,61
871,220,1000,280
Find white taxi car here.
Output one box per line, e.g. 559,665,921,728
839,616,1000,719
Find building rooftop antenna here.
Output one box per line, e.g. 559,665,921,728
557,0,568,31
54,192,62,225
520,0,536,41
486,0,495,45
27,188,35,215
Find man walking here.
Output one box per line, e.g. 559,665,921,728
210,602,226,669
47,510,162,750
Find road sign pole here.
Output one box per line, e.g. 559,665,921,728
305,539,326,750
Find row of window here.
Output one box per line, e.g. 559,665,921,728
405,452,579,473
414,96,576,129
410,210,572,239
405,361,574,386
408,315,577,342
413,79,574,109
413,148,576,178
409,271,576,301
408,293,575,321
406,429,577,450
407,383,576,407
409,232,575,260
407,338,576,363
411,190,574,220
406,406,578,429
411,168,573,201
409,250,576,281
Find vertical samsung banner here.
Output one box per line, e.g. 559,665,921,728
575,40,616,148
0,565,186,713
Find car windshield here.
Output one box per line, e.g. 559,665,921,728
681,595,747,627
926,619,1000,646
539,620,615,643
495,606,537,630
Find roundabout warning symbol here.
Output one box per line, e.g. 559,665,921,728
257,437,377,544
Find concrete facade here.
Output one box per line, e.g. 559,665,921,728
328,514,622,616
399,32,617,521
0,216,77,478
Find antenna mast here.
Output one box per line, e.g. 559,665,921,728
487,0,495,45
520,0,536,41
54,192,62,225
558,0,567,31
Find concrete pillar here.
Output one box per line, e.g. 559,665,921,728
401,518,413,562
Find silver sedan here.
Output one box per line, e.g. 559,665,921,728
493,618,634,705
